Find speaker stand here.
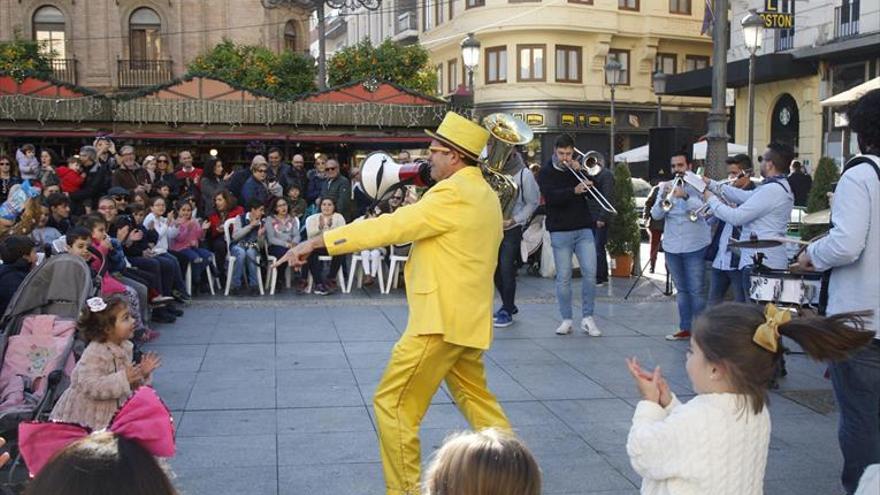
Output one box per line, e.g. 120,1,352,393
624,259,673,300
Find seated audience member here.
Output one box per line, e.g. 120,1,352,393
46,193,73,235
143,197,190,302
0,236,38,315
241,156,271,208
169,200,213,294
122,206,183,322
266,197,300,290
30,200,62,252
200,157,230,216
228,200,267,295
625,303,874,495
9,198,44,237
206,190,244,279
423,428,541,495
285,184,307,220
154,153,180,199
304,197,346,295
356,207,385,287
39,175,61,198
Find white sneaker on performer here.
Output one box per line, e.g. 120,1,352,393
555,319,573,335
581,316,602,337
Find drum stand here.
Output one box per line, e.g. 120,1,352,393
624,258,673,300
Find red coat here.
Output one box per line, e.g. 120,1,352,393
207,206,244,241
56,166,85,194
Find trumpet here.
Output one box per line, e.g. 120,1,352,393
562,148,617,215
661,175,685,212
687,173,745,221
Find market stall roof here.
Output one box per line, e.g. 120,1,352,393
821,77,880,107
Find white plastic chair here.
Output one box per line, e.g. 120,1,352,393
223,218,270,296
346,251,385,293
185,255,216,296
51,236,67,254
383,244,410,294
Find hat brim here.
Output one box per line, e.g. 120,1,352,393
424,129,481,162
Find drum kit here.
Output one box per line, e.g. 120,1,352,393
734,209,831,312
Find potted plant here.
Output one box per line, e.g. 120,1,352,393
607,163,641,277
801,157,839,241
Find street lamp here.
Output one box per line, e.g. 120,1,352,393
742,8,764,162
605,58,622,166
460,33,481,94
652,70,667,127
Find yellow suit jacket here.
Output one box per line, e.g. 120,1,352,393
324,166,502,350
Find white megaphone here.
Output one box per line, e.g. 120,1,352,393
360,152,434,200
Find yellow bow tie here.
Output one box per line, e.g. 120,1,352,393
753,304,792,353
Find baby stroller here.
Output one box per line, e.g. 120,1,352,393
0,254,93,486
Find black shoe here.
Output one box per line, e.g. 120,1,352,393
166,305,184,317
151,310,176,324
172,289,192,303
248,286,260,296
230,287,244,296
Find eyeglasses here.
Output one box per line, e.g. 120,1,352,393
429,145,452,154
255,168,268,173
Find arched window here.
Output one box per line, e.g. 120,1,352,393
129,7,161,61
33,6,65,58
284,20,297,51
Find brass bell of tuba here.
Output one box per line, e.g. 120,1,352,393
480,113,534,219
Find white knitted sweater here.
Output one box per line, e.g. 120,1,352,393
627,393,771,495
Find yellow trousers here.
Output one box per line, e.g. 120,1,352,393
373,334,511,495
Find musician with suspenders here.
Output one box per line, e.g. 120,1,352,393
702,142,795,297
797,89,880,495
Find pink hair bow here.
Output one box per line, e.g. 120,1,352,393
18,386,175,477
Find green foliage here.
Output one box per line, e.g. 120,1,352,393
801,156,839,240
0,39,53,82
328,39,437,95
187,39,316,99
608,163,641,256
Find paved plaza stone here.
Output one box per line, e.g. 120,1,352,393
148,268,842,495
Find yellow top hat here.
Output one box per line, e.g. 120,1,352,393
425,112,490,161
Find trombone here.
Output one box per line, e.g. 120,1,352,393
562,148,617,215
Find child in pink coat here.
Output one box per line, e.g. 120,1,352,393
169,200,213,294
49,295,160,430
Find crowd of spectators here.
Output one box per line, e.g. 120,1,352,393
0,139,414,344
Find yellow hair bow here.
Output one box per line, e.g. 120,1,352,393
753,304,791,353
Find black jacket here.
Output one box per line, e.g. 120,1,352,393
788,171,812,207
538,158,595,232
587,167,615,224
0,259,31,316
69,162,110,213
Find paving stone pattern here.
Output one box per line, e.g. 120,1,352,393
149,272,842,495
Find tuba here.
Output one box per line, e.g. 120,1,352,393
480,113,534,219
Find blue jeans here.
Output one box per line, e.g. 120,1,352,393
549,228,596,320
665,247,707,331
829,341,880,494
177,247,213,287
708,268,746,306
230,244,260,289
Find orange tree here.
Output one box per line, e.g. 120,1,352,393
0,39,52,82
188,39,316,99
328,39,437,95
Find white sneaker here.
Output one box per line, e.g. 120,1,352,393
581,316,602,337
555,319,573,335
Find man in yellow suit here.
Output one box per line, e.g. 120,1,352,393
275,112,511,495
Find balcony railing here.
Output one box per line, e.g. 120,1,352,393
775,31,794,51
49,58,77,84
117,59,173,88
834,5,859,39
396,11,417,34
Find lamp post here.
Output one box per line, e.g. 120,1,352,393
742,9,764,163
460,33,481,94
652,70,667,127
605,59,622,166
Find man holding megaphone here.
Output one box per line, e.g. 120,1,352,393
274,112,511,495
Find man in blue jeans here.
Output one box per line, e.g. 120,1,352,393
650,151,711,341
798,89,880,495
538,134,602,337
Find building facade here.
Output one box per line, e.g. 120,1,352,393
667,0,880,168
0,0,311,89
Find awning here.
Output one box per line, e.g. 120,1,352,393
664,53,816,97
614,141,752,162
821,77,880,107
0,129,431,143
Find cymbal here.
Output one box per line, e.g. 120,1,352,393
802,209,831,225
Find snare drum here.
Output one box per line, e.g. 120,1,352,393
748,269,825,307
